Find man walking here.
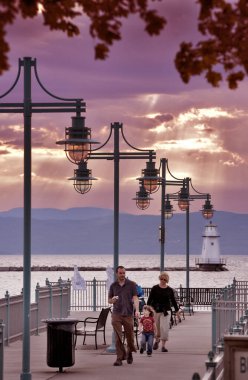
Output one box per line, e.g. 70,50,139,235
108,265,140,366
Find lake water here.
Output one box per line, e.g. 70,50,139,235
0,254,247,302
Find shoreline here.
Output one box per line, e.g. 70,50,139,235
0,265,228,272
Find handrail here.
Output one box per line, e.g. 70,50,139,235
70,282,227,311
0,280,71,345
200,351,224,380
193,279,248,380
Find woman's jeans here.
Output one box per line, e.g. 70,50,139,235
140,332,154,354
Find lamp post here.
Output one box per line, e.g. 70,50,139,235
135,157,184,271
57,121,156,273
135,158,214,309
175,177,214,309
57,121,156,352
0,57,86,380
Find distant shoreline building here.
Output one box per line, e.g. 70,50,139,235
195,221,227,271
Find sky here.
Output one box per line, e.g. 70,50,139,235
0,0,247,216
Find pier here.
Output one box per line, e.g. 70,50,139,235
4,310,211,380
2,278,248,379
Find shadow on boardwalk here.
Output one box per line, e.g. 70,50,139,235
4,311,211,380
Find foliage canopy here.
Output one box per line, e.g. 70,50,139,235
0,0,248,89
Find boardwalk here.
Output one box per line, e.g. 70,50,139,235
4,311,212,380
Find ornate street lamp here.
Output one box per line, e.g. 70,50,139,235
56,116,99,163
135,158,184,271
136,158,215,307
60,121,156,272
133,183,153,210
178,180,190,211
174,178,214,311
68,160,97,194
201,195,214,219
137,159,161,193
164,195,174,220
0,57,86,380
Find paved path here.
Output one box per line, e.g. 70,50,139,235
4,311,212,380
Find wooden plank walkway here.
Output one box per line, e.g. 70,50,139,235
3,311,212,380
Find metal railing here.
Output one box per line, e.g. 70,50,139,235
192,279,248,380
0,278,71,380
70,278,108,311
70,281,225,311
0,279,71,345
212,279,248,353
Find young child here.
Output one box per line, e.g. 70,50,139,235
138,305,157,356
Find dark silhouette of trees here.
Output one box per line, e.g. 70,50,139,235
1,0,247,89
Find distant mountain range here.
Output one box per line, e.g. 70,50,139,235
0,207,246,255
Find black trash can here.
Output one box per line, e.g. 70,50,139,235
42,318,78,373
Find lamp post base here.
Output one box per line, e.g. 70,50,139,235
20,372,32,380
106,331,116,353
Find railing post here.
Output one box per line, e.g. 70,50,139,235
59,279,63,317
48,283,53,318
205,351,216,379
179,284,183,304
93,278,97,311
35,283,40,336
212,296,217,353
192,373,200,380
67,280,71,315
216,337,224,353
4,291,10,346
226,285,234,328
0,320,4,380
239,316,246,335
222,287,228,348
232,280,237,325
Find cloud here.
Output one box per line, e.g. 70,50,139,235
0,0,247,214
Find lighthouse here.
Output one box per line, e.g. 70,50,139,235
196,221,227,271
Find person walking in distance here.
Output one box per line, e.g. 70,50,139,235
138,305,157,356
108,265,140,366
147,272,180,352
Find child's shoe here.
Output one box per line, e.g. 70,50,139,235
153,341,159,350
161,347,168,352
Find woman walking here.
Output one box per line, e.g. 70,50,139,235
147,272,180,352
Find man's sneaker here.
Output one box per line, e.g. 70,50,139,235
140,347,144,354
147,352,152,356
161,347,168,352
153,341,159,350
127,352,133,364
113,359,123,366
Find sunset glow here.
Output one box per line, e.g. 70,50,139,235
0,0,247,215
